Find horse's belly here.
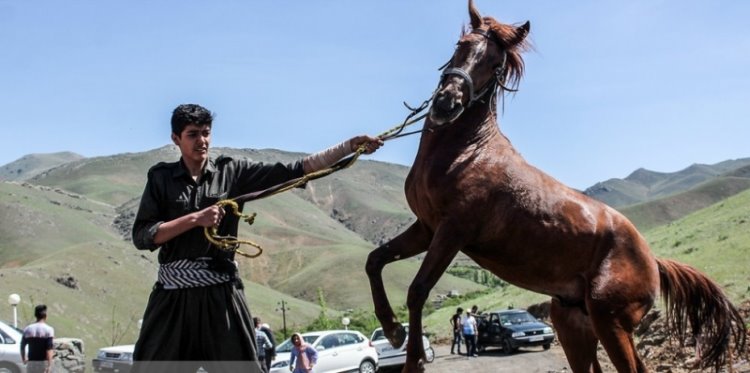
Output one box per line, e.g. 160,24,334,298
464,248,587,300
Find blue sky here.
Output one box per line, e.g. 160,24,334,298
1,1,748,190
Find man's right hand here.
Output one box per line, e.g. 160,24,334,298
193,205,225,228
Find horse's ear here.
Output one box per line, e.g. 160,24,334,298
468,0,482,29
510,21,530,45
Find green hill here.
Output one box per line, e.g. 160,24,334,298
584,158,750,207
0,152,84,181
619,176,750,231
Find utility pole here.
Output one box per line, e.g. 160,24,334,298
276,300,290,339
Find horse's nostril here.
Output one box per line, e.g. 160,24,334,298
435,94,454,112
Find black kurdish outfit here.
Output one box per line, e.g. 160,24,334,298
131,156,303,372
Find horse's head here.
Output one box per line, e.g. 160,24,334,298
430,0,531,125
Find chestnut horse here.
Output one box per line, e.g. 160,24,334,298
365,1,747,372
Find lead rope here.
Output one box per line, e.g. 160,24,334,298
205,101,432,258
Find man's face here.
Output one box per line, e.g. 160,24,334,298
172,123,211,165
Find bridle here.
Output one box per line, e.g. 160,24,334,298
439,27,510,108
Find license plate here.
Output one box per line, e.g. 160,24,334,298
101,361,114,368
529,336,544,342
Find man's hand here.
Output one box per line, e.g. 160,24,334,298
349,135,384,155
193,205,225,228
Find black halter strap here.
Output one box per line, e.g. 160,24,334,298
440,27,508,107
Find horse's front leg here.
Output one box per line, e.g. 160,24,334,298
366,221,432,348
404,222,465,373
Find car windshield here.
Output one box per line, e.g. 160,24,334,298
500,312,537,325
275,335,319,353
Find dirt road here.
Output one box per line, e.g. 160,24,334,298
379,343,572,373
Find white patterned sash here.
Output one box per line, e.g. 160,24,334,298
158,257,235,289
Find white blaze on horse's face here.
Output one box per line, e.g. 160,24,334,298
430,27,504,126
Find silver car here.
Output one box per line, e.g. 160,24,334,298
270,330,378,373
0,320,25,373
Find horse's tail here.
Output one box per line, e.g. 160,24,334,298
656,258,747,371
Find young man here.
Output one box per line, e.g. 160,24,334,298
20,305,55,373
449,307,463,355
255,318,276,372
462,309,478,358
253,319,273,373
131,104,382,372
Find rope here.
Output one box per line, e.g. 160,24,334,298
205,106,430,257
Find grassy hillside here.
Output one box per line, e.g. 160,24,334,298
644,188,750,302
620,176,750,231
584,158,750,207
0,182,118,266
0,152,84,181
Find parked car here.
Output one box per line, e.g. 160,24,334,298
369,324,434,368
0,320,24,373
92,344,134,373
270,330,377,373
476,309,554,354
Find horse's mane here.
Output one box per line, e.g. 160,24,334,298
488,17,531,91
461,17,531,92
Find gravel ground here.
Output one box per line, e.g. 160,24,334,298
379,342,572,373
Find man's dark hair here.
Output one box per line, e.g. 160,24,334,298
34,304,47,320
171,104,214,135
457,307,463,313
253,317,260,327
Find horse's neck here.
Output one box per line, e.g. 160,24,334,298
421,103,507,154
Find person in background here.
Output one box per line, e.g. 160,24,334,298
20,304,55,373
254,319,273,373
449,307,463,355
462,309,478,358
289,333,317,373
131,103,382,371
259,321,276,372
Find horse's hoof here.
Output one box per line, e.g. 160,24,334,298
401,361,425,373
388,324,408,348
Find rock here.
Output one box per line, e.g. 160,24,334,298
53,337,86,373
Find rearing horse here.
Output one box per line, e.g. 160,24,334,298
365,1,747,372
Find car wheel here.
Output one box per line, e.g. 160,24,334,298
424,347,435,363
0,362,20,373
543,343,551,350
359,359,376,373
502,338,515,355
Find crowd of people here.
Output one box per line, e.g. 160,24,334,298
450,305,481,358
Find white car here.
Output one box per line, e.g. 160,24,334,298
91,344,134,372
0,320,25,373
370,324,434,368
270,330,378,373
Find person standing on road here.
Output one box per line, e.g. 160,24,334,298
462,309,478,358
254,320,273,373
450,307,463,355
20,304,55,373
289,333,317,373
255,318,276,372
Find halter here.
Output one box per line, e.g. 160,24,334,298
440,28,508,107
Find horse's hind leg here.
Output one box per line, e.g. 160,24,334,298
550,299,603,373
365,221,432,348
588,300,651,373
